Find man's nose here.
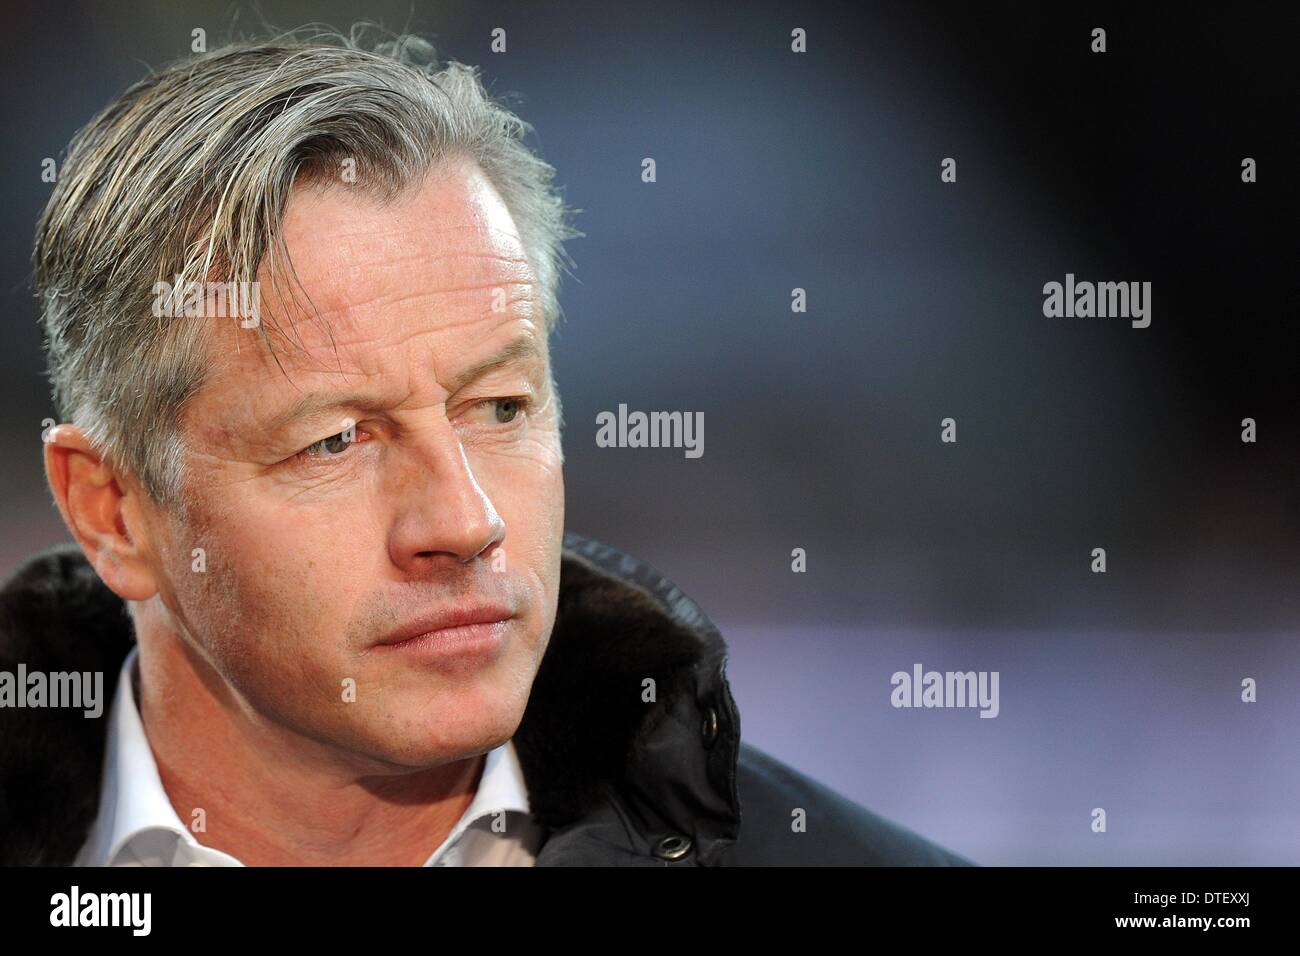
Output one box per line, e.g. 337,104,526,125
386,421,505,570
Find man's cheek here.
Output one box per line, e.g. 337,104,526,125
192,559,322,667
476,430,562,483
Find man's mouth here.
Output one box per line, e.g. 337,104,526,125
373,604,516,655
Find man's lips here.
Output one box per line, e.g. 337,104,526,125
375,604,515,648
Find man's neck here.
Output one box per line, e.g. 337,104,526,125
133,632,484,867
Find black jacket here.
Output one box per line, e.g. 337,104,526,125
0,532,972,866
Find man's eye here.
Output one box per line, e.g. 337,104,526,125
299,430,356,460
475,397,531,426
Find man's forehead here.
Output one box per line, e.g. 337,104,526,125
214,288,542,377
258,222,538,328
270,162,535,315
198,163,545,389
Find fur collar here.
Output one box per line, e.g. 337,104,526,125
0,532,741,865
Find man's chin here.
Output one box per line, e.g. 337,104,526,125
350,698,524,770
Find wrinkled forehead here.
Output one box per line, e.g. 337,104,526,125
211,161,542,374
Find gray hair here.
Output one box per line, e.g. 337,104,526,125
34,26,581,509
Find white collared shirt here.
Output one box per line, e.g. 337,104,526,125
74,646,544,867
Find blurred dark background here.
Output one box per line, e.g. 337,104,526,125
2,1,1296,863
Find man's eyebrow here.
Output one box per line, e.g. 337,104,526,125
256,334,547,438
257,392,383,439
443,333,546,395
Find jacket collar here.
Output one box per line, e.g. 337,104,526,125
0,532,741,865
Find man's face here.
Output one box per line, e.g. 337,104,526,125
142,158,565,772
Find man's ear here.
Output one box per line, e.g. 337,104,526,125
43,423,160,602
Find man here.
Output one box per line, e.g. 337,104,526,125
0,32,970,867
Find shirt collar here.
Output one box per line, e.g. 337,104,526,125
423,724,534,866
77,645,534,866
